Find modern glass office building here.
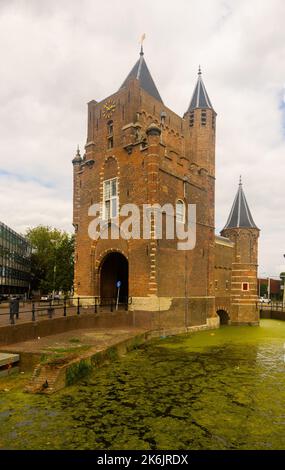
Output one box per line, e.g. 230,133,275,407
0,221,31,296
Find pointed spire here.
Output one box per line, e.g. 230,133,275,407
120,45,163,103
72,145,82,164
222,178,258,230
187,67,214,112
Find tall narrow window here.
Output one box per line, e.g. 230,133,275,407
107,120,113,135
189,111,194,127
103,178,118,220
176,200,185,223
201,110,207,126
107,120,113,149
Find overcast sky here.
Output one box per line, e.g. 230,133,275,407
0,0,284,277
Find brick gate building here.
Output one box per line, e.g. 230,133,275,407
72,47,259,328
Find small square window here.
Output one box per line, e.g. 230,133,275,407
242,282,249,291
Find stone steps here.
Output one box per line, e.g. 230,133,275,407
25,364,62,394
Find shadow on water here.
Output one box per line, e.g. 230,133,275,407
0,320,285,450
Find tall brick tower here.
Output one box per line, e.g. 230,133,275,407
221,178,259,325
72,46,219,331
183,67,217,323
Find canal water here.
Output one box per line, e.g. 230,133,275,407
0,319,285,450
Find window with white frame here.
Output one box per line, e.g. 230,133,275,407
176,200,185,223
103,178,118,219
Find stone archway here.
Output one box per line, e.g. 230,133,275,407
217,309,230,325
99,252,128,303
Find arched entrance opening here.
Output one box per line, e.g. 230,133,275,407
217,309,230,325
100,252,128,304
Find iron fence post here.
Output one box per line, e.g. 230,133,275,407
47,300,53,319
9,308,15,325
110,298,113,312
32,302,35,321
77,297,80,315
63,297,67,317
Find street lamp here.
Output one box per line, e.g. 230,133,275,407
50,239,58,301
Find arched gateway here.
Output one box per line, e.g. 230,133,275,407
217,309,230,325
99,252,128,304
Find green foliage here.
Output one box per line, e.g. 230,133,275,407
25,226,74,294
280,272,285,280
106,346,119,361
260,283,268,297
66,360,92,386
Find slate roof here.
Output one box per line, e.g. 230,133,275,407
120,48,163,103
223,178,258,230
187,67,213,111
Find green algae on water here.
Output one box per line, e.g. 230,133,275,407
0,319,285,450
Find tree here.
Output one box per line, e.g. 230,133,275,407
260,283,267,298
26,226,74,295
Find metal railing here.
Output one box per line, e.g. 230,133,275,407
256,301,285,312
0,296,132,326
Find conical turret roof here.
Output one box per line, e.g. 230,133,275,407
222,178,258,230
120,47,163,103
187,67,214,112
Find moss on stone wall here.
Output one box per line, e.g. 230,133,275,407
66,359,92,386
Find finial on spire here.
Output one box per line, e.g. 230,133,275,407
76,145,81,157
239,175,242,186
139,33,146,56
198,65,202,76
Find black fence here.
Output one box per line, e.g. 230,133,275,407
256,301,285,312
0,296,132,326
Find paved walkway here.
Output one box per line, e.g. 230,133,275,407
0,326,147,356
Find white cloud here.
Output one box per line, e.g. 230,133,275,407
0,0,284,277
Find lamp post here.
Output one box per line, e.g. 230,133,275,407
50,239,58,302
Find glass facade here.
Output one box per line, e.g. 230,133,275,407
0,221,31,295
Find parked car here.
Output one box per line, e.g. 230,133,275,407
259,297,271,303
40,295,52,301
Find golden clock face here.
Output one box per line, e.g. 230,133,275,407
103,99,116,119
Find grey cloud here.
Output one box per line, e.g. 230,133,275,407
0,0,284,277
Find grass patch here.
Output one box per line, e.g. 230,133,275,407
68,338,81,344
